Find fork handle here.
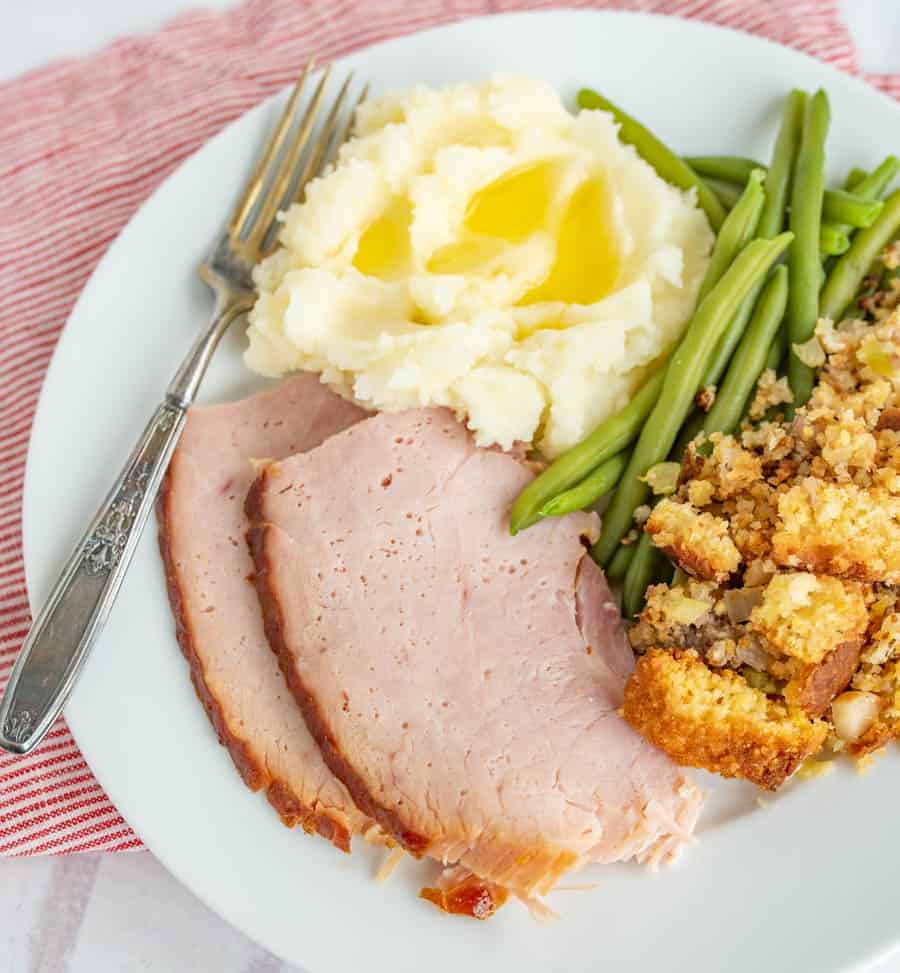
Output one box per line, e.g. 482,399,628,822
0,399,186,754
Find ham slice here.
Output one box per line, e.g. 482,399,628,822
157,375,376,851
247,408,702,897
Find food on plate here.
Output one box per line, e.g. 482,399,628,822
624,649,827,791
244,75,713,457
419,866,509,920
503,82,900,792
821,188,900,323
590,233,791,566
787,89,829,407
156,376,382,849
699,266,789,438
516,88,899,551
246,408,702,902
625,310,900,787
156,70,900,917
509,222,790,536
686,153,895,232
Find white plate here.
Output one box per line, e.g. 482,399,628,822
23,10,900,973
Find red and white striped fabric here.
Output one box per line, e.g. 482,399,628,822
0,0,896,858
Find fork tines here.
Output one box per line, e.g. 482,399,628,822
230,59,366,257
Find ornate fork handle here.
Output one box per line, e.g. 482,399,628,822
0,400,186,754
0,63,359,757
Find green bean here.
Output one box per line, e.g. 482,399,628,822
538,452,628,520
820,222,851,256
764,325,788,374
703,266,789,436
822,189,883,228
759,90,807,239
623,532,666,618
685,150,892,232
851,156,900,201
707,178,743,210
828,158,900,253
577,88,726,229
606,544,635,583
787,90,830,409
697,170,765,304
509,369,664,534
700,282,762,388
686,156,762,185
821,188,900,322
845,167,867,191
689,171,767,388
592,232,793,565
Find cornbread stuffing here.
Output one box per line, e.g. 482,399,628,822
623,650,827,791
749,573,868,665
645,499,741,582
623,297,900,787
773,482,900,583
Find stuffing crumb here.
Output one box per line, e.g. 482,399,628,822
749,369,793,420
862,611,900,665
855,751,882,775
686,478,715,508
796,758,835,780
629,581,718,650
883,241,900,271
696,384,716,412
793,336,826,369
633,504,652,526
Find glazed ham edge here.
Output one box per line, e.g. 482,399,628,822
157,465,355,852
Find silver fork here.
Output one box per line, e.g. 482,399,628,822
0,61,365,756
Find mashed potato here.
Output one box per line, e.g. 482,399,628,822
246,76,712,457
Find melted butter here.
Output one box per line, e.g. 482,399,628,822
515,315,570,340
519,176,619,306
426,162,557,275
426,236,506,275
463,161,557,241
352,196,413,280
355,162,621,311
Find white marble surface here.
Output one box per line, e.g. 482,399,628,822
1,2,899,971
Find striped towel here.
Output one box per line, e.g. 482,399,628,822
0,0,897,858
